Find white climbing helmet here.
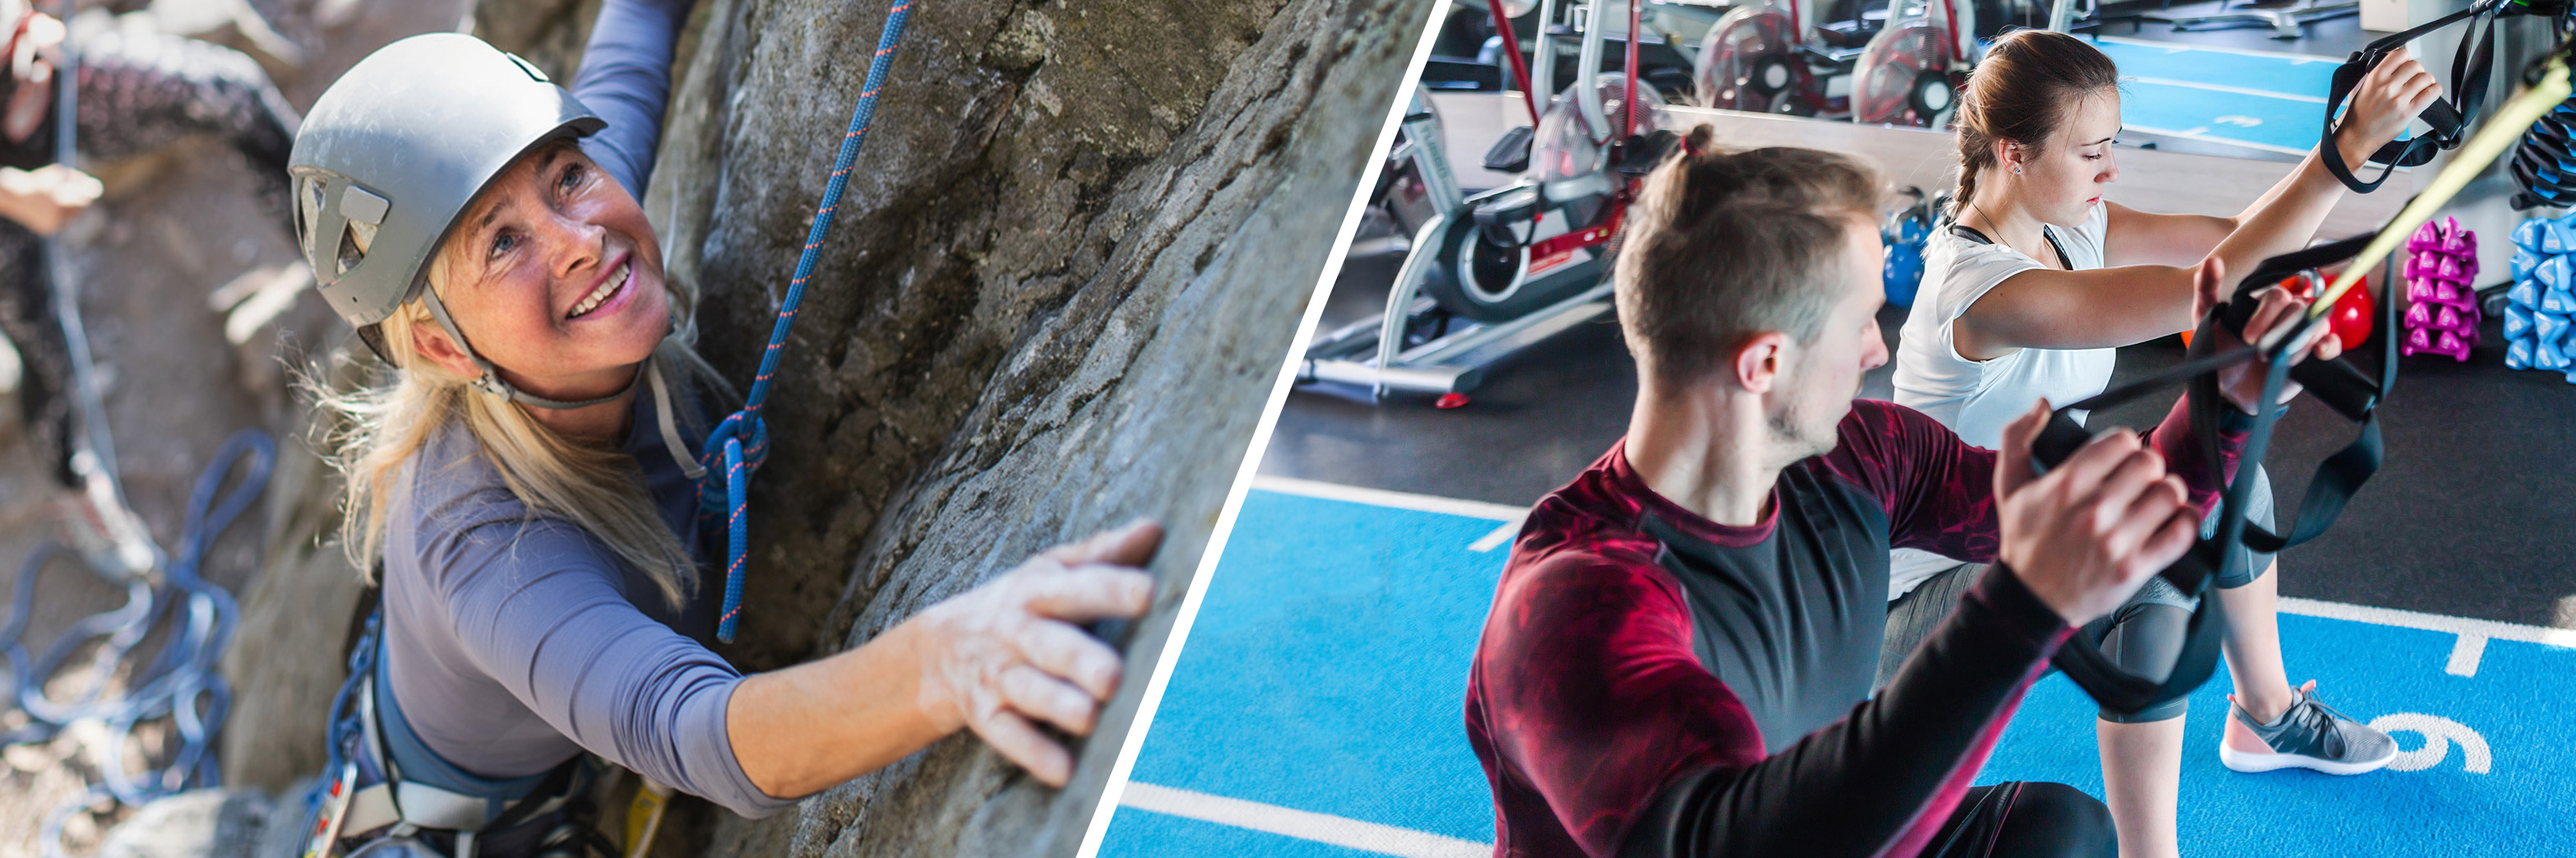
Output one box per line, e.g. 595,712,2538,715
289,32,619,406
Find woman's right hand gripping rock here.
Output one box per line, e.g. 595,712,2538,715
913,519,1163,786
728,519,1161,799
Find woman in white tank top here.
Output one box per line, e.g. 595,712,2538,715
1883,30,2439,858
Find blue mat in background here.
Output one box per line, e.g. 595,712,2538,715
1102,487,2576,857
2085,37,2337,155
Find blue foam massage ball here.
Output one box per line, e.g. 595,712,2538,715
2538,311,2571,347
2550,285,2576,315
2541,255,2573,293
2511,278,2543,309
2544,218,2576,255
2515,217,2547,253
2540,337,2573,370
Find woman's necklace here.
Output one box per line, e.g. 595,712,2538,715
1968,199,2060,271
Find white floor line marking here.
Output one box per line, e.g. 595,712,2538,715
1251,475,1528,521
1468,519,1524,553
1261,478,2576,652
2117,123,2315,157
1119,782,1492,858
2446,633,2489,677
2121,75,2327,104
2277,596,2576,648
2091,35,2340,63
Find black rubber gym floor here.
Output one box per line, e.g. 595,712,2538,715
1265,240,2576,629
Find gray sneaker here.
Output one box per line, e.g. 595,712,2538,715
2219,681,2398,775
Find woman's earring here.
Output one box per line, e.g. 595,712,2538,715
2011,165,2023,175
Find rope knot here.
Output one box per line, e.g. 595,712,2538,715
693,410,770,517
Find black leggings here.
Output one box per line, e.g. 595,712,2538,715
0,26,297,488
1922,781,2116,858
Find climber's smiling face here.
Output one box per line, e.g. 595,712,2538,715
411,140,669,402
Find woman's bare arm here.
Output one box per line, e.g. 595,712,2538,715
1954,263,2199,358
1963,49,2440,357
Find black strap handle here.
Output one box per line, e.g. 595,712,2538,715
2320,0,2507,192
2026,235,2387,716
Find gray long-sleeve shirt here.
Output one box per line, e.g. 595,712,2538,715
379,0,794,818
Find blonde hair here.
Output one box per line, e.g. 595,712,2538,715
313,212,734,609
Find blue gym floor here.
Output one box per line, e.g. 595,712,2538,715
1099,485,2576,858
2090,36,2340,156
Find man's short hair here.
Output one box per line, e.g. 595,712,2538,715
1612,127,1883,390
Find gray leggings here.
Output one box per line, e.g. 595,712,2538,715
1880,467,2276,723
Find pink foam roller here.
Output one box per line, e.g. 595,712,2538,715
2401,327,2475,361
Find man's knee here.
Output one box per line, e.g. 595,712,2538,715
1991,781,2115,858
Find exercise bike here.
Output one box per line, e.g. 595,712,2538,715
1850,0,1972,127
1302,0,1672,399
1697,0,1993,124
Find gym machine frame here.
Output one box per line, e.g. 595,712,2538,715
1301,0,1638,398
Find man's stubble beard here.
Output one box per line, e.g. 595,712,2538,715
1764,363,1862,464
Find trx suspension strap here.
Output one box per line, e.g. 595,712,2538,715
2322,0,2569,193
2044,53,2575,716
2320,0,2500,192
695,1,912,643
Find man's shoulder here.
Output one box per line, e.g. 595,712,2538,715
1838,397,1948,435
1819,399,1963,475
1503,481,1677,611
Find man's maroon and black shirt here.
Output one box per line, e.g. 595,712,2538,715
1463,398,2237,858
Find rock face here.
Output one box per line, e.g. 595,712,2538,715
641,0,1428,855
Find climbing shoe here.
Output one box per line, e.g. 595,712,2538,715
2218,680,2398,775
53,451,161,579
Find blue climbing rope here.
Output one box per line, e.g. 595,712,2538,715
3,429,275,858
696,0,913,643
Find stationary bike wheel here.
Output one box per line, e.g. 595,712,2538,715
1747,55,1794,96
1908,71,1954,119
1421,211,1603,322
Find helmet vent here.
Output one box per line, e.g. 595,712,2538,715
336,222,367,275
297,179,322,247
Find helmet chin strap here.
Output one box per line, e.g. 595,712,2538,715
414,285,705,479
418,285,639,410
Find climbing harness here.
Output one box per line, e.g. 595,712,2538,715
2039,53,2575,716
298,606,596,858
2,430,276,858
693,0,913,643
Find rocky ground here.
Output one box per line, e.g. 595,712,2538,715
0,2,496,855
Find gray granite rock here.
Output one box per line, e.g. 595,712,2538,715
648,0,1426,854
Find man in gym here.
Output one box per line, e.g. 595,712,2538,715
1461,127,2338,858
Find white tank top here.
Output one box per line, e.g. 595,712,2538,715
1886,202,2116,597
